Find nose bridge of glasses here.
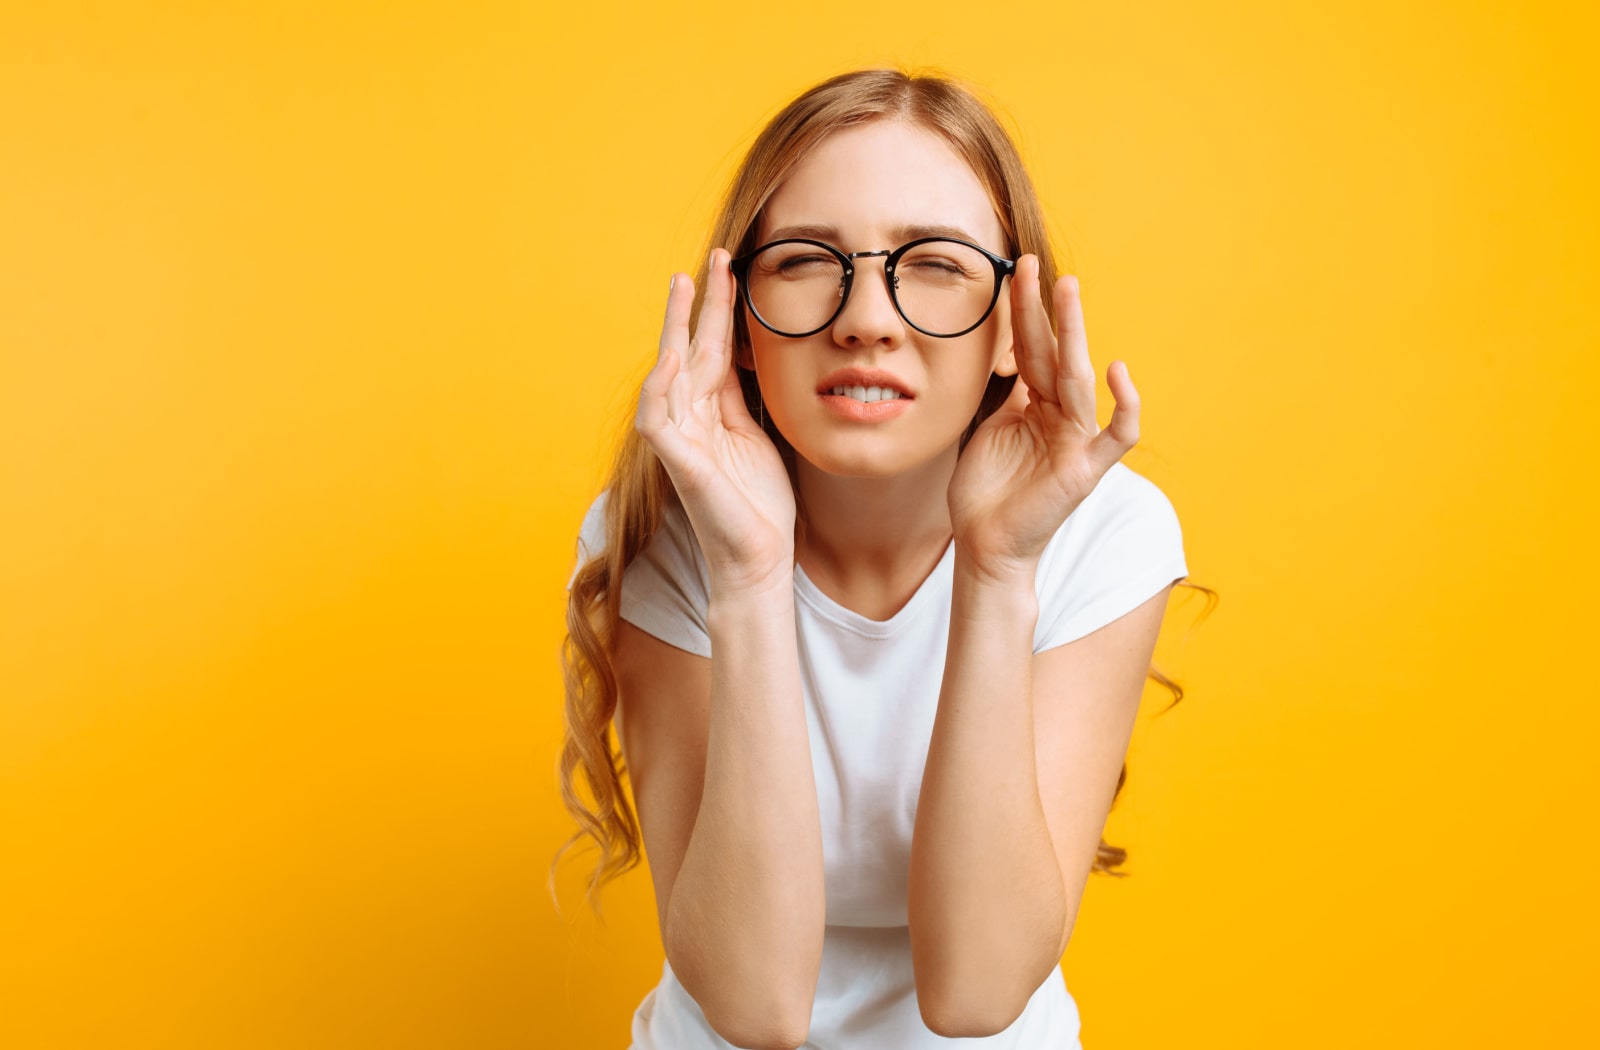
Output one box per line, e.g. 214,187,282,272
841,248,899,299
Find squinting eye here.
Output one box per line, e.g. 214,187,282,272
777,255,833,271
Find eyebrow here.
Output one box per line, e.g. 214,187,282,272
763,222,989,248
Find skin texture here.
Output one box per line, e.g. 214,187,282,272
625,117,1177,1044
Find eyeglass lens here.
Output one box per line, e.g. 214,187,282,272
744,240,996,336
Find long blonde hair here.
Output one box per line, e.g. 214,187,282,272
552,67,1218,916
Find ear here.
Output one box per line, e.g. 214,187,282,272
733,302,756,370
994,343,1019,378
990,291,1019,377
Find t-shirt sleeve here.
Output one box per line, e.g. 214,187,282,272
567,491,610,592
567,490,714,657
1032,463,1189,654
619,499,714,658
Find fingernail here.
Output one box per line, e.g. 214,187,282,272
669,274,676,292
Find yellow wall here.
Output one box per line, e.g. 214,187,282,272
3,2,1595,1046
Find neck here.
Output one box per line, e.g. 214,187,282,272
793,443,959,583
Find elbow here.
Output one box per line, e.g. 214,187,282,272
917,995,1027,1040
661,904,821,1048
669,951,812,1049
702,1005,811,1050
914,964,1034,1039
909,906,1069,1036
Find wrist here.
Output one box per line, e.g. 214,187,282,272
951,548,1039,623
951,540,1041,593
709,563,796,607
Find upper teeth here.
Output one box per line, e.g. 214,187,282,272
829,385,904,402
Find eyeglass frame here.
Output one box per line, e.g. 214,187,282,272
728,236,1018,340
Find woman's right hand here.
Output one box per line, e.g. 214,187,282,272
635,248,797,593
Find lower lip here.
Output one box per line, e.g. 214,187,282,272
818,394,913,421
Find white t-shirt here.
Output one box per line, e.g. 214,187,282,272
570,461,1189,1048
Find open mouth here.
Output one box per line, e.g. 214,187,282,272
822,385,909,403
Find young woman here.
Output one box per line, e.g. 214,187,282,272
558,68,1207,1049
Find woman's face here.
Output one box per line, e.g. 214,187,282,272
737,119,1017,479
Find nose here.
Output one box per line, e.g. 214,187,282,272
831,251,905,349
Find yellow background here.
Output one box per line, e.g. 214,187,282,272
3,1,1595,1046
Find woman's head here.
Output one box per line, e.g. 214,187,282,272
734,119,1018,481
693,68,1063,479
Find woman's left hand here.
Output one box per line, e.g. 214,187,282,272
947,255,1140,582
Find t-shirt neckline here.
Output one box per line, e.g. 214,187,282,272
791,539,956,637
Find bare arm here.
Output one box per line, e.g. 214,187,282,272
614,579,824,1049
906,555,1061,1037
906,558,1175,1037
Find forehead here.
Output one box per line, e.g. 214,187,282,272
757,120,1005,252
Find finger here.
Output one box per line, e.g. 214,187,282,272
1089,359,1141,474
659,272,693,362
1010,255,1060,402
720,251,737,370
659,273,699,427
639,277,698,475
688,248,737,397
668,344,691,426
637,340,684,439
1053,275,1097,425
716,251,742,422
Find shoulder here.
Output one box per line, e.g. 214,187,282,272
571,487,712,656
572,489,704,572
1032,462,1188,652
576,489,610,563
1045,462,1182,557
567,489,612,591
623,493,714,657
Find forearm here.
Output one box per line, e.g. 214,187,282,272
907,553,1066,1034
664,579,825,1043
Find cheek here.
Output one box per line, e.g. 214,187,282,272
742,320,785,373
954,329,1011,384
747,343,808,405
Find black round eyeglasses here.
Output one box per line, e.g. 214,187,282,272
729,236,1017,339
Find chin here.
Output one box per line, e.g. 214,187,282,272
783,439,885,476
787,436,941,481
807,458,907,479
